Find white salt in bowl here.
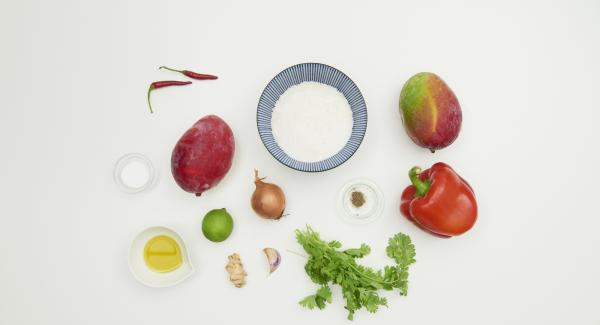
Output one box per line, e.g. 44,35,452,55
113,153,157,193
257,63,367,172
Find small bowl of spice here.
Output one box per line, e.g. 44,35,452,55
257,63,367,172
337,178,384,225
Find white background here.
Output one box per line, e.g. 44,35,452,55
1,0,599,324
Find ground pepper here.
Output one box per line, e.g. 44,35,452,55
351,190,365,208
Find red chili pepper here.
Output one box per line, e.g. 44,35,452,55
159,66,218,80
147,80,192,113
400,162,477,237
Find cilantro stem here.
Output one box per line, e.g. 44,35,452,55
346,263,397,286
316,243,398,286
286,249,309,258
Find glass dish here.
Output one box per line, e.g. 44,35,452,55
113,153,156,194
337,178,384,225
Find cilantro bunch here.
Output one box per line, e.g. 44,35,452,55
295,226,416,320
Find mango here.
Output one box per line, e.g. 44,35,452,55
399,72,462,152
171,115,235,196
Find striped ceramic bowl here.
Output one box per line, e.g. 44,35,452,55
257,63,367,172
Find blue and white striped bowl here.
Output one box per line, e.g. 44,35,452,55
257,63,367,172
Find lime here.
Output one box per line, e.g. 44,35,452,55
202,208,234,242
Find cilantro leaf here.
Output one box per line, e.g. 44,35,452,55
299,295,318,309
328,240,342,248
386,233,416,266
316,286,332,304
299,286,332,310
344,243,371,258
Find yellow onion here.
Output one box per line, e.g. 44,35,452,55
251,170,286,220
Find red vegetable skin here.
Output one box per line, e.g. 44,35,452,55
171,115,235,196
400,180,450,238
400,162,477,237
147,80,192,114
160,66,218,80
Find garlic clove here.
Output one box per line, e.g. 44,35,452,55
263,248,281,274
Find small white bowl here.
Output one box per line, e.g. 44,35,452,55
113,153,157,194
128,226,194,288
337,178,385,225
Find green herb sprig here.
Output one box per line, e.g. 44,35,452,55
296,226,416,320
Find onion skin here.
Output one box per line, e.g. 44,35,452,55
251,170,286,220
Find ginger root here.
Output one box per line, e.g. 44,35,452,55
225,253,247,288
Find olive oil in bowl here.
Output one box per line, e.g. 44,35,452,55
143,235,182,273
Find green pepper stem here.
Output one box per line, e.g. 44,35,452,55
159,66,183,73
409,166,431,197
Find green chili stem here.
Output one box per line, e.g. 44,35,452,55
159,66,183,73
147,85,154,114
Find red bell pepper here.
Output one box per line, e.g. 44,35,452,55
400,162,477,237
